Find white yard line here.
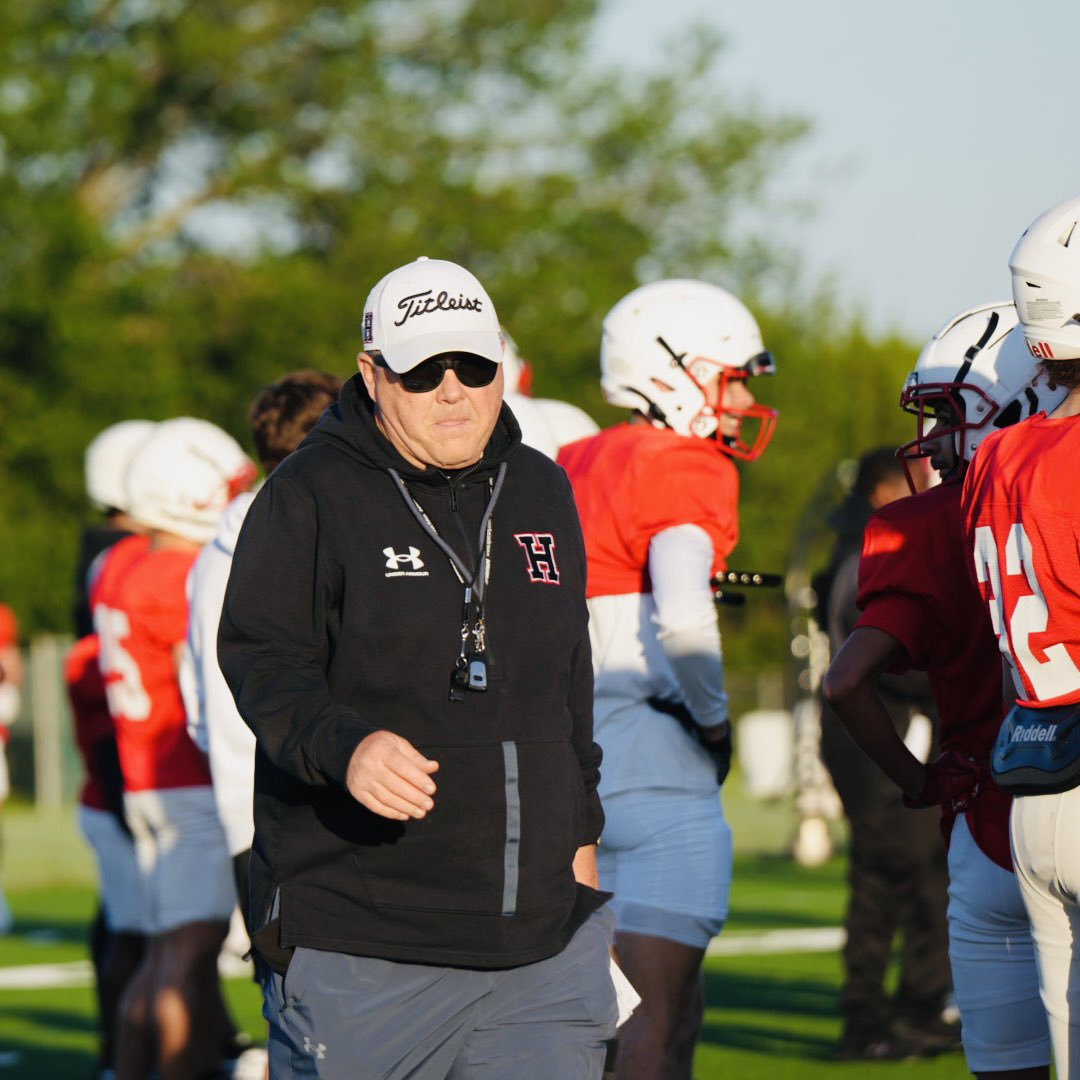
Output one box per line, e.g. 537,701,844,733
0,959,92,990
706,926,844,956
0,928,844,991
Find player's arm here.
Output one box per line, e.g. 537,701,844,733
824,628,984,808
0,641,23,689
648,522,733,784
822,627,928,801
649,523,728,735
180,569,209,754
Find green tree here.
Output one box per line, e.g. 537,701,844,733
0,1,810,633
719,295,921,683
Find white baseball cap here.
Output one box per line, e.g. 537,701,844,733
361,256,504,373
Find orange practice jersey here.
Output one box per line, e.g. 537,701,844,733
93,538,210,792
0,603,16,649
0,602,17,743
557,424,739,597
858,482,1012,870
962,414,1080,709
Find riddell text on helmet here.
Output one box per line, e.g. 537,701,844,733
1012,723,1059,743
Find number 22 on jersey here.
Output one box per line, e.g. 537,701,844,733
974,523,1080,701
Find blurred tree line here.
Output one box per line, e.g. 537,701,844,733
0,0,918,683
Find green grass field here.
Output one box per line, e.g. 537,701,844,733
0,785,974,1079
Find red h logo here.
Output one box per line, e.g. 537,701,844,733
514,533,561,585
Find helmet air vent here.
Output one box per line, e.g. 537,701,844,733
1058,219,1077,248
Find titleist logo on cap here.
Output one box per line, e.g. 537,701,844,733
393,289,483,327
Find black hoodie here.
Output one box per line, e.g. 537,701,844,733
219,374,606,969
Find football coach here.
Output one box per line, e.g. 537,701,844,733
219,256,617,1079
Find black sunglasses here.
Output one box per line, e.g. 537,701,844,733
374,352,500,394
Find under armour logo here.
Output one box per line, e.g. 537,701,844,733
303,1036,327,1060
514,533,561,584
383,546,424,571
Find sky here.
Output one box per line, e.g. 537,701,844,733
592,0,1080,341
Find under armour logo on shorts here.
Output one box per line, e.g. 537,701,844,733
303,1036,327,1060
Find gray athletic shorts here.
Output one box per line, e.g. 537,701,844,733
262,906,618,1079
597,787,731,948
948,814,1050,1072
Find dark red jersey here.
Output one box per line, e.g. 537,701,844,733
66,634,114,811
857,481,1012,870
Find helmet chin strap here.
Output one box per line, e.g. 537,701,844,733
622,387,671,428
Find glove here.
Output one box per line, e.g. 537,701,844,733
699,724,733,787
903,750,989,812
646,695,733,785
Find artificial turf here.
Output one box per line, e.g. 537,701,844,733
0,792,974,1078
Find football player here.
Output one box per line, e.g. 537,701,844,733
824,302,1060,1078
93,417,255,1080
500,329,599,458
181,371,341,942
558,279,776,1079
817,448,951,1062
962,194,1080,1080
0,600,22,936
70,419,156,1078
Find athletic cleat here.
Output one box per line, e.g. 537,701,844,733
893,1013,963,1055
832,1025,943,1062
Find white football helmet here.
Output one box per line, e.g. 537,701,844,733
535,398,599,449
600,279,777,460
124,417,257,543
500,328,533,397
898,301,1067,490
85,420,157,513
1010,194,1080,361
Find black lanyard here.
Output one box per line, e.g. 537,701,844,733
388,464,507,701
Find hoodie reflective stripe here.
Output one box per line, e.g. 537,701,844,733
502,741,520,915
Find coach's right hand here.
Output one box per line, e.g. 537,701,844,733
346,731,439,821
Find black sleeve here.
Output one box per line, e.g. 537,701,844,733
217,474,376,790
559,472,604,845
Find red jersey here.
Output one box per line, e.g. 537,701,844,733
0,603,15,649
66,634,114,810
93,539,210,792
71,533,148,809
0,602,17,744
962,413,1080,708
557,424,739,597
857,482,1012,870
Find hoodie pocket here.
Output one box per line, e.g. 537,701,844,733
353,739,584,917
354,742,511,915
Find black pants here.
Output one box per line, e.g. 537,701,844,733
820,713,951,1038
